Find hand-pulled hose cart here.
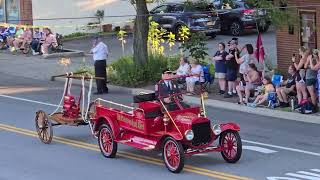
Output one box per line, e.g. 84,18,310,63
35,73,103,144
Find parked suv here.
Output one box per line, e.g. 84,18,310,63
150,3,221,38
213,0,270,36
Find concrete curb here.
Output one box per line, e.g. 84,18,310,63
42,49,84,59
51,78,320,125
132,88,320,125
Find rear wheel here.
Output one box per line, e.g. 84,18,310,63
98,124,117,158
162,137,184,173
219,130,242,163
230,21,243,36
208,32,216,39
35,110,53,144
258,24,269,33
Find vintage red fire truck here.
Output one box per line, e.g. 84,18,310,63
91,79,242,173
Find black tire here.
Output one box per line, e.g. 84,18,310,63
208,32,216,39
219,130,242,163
229,21,243,36
162,137,185,173
98,124,118,158
258,24,269,33
35,110,53,144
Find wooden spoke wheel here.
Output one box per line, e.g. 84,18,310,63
98,125,117,158
162,137,184,173
22,43,31,54
35,110,53,144
219,130,242,163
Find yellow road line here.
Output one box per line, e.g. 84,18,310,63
0,123,252,180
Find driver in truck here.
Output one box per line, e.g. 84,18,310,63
155,69,182,111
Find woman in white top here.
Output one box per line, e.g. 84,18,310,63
186,58,204,95
175,57,190,76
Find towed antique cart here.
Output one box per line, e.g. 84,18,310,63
35,73,102,144
90,76,242,173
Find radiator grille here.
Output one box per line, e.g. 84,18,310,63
191,122,211,146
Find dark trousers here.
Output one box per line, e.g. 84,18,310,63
94,60,108,93
31,40,41,52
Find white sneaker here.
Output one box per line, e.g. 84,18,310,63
32,50,39,55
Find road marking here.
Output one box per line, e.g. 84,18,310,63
1,94,320,157
267,169,320,180
243,146,277,154
243,140,320,157
0,94,60,107
0,123,251,180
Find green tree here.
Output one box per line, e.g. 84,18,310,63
245,0,297,29
180,32,209,61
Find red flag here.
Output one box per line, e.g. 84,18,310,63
255,33,265,63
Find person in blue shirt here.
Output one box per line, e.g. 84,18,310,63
213,42,228,95
31,28,44,55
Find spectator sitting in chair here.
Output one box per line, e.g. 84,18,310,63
276,65,297,107
174,56,190,77
185,58,204,95
236,63,261,105
12,27,32,52
31,28,44,55
41,28,57,55
247,76,275,108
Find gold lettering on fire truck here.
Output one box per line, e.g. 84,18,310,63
117,114,144,130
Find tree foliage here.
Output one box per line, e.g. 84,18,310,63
180,32,209,61
245,0,297,29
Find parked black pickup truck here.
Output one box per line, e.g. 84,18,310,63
150,3,221,38
212,0,270,36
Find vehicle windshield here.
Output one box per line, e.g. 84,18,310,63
184,3,215,12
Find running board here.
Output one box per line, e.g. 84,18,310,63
185,146,223,157
117,137,157,151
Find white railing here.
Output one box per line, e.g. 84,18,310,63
95,98,144,116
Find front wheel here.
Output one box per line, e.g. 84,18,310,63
219,130,242,163
98,124,118,158
162,137,185,173
230,21,243,36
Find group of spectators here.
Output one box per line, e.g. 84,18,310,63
212,37,320,113
174,57,205,96
0,25,58,55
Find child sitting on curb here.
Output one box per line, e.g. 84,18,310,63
247,76,275,108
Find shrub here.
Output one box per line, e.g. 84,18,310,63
63,32,90,39
109,54,180,87
180,32,209,61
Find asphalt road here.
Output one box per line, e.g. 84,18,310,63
1,72,320,180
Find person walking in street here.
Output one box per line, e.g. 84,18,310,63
90,35,109,95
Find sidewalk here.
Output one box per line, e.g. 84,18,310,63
1,52,319,124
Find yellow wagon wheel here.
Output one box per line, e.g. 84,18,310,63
35,110,53,144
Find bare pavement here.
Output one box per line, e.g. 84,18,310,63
0,48,320,179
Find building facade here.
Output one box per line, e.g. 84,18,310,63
276,0,320,72
1,0,165,35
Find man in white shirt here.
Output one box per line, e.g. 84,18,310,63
90,36,109,94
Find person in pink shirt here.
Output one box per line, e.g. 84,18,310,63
13,27,32,51
41,28,57,55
